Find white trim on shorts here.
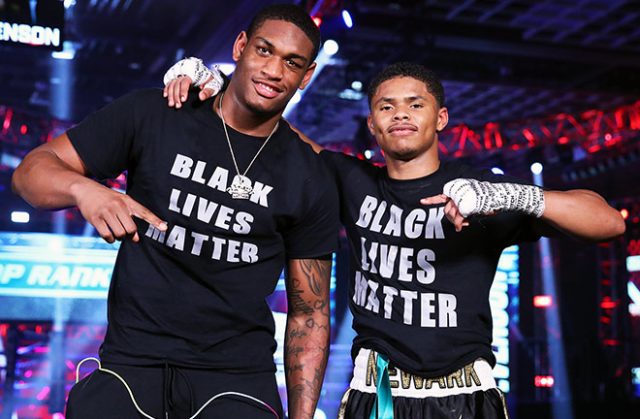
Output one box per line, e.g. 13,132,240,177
349,348,497,399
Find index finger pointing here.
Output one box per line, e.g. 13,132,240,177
129,201,167,231
420,194,450,205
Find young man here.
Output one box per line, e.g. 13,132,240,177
12,5,339,419
164,62,624,418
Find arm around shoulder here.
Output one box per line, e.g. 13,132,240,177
540,189,625,241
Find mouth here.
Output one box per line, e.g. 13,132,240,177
388,124,418,136
253,80,284,99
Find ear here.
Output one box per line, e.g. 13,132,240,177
367,114,375,136
436,107,449,132
298,62,317,90
232,31,249,62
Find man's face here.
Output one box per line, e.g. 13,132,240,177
367,76,448,162
231,19,316,115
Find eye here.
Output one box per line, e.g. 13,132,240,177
411,103,424,109
285,59,302,68
380,105,393,111
257,46,270,55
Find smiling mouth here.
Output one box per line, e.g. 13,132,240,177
254,81,282,99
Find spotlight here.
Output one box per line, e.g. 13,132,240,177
323,40,339,56
312,16,322,27
534,375,555,388
533,295,552,307
491,167,504,175
364,150,374,159
530,162,543,174
621,209,629,220
11,211,30,223
342,10,353,28
351,80,363,91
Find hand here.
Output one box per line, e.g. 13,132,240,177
162,57,223,108
421,177,545,232
74,181,167,243
420,193,471,232
163,75,194,108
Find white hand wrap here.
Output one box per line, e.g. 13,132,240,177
162,57,224,94
443,178,545,218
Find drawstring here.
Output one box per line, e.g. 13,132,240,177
75,357,280,419
369,353,394,419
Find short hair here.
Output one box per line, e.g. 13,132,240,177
246,4,321,62
367,62,446,109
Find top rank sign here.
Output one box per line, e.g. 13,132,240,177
0,0,65,51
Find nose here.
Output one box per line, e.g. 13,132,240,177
393,107,410,121
261,56,284,80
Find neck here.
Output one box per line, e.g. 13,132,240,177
215,85,281,137
385,148,440,180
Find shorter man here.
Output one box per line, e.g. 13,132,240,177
164,62,625,418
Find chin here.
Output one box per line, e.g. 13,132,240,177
386,148,420,162
246,97,287,116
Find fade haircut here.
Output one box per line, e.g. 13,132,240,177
367,62,446,109
246,4,321,62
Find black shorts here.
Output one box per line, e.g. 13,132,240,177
338,387,509,419
66,362,283,419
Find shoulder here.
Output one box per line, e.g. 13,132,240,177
319,149,381,176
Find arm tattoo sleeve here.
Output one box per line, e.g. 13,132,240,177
284,258,332,419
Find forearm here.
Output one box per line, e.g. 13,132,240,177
541,189,625,241
12,150,93,209
284,311,329,418
284,259,331,418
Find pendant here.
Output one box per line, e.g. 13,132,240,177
227,174,253,199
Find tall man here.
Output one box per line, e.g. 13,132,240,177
12,5,339,419
165,59,624,418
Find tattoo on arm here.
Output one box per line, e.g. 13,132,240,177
285,258,332,419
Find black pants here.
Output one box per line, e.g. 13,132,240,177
66,362,283,419
339,387,509,419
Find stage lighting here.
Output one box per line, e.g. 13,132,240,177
621,208,629,220
11,211,30,223
533,295,552,307
364,150,374,159
290,91,302,105
530,162,543,174
51,41,75,60
323,40,339,56
342,10,353,28
351,80,363,91
491,167,504,175
534,375,555,388
312,16,322,27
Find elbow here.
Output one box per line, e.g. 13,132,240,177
597,210,626,242
612,212,626,238
11,165,27,198
11,162,45,209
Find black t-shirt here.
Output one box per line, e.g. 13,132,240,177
321,150,539,377
67,89,339,371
